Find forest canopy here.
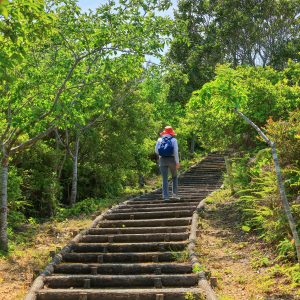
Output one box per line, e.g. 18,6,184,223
0,0,300,268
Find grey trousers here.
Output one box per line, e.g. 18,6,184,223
159,157,178,199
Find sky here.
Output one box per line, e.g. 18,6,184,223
77,0,105,11
77,0,177,17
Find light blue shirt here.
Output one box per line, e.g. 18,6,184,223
155,134,179,164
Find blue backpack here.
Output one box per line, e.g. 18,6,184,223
158,136,174,156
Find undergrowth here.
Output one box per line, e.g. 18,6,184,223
205,185,300,295
206,147,300,289
54,197,120,221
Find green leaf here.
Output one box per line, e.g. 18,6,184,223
0,6,9,18
241,225,251,232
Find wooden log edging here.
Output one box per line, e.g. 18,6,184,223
188,198,218,300
24,202,128,300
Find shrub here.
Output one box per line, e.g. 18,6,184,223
54,197,119,221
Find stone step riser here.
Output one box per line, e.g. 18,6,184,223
182,175,223,178
54,263,192,275
112,205,196,213
118,202,199,209
37,289,203,300
62,252,179,263
183,169,224,172
80,233,188,243
72,241,186,253
45,275,198,289
105,211,193,220
125,199,202,205
124,196,205,201
87,226,188,235
98,218,191,228
178,181,222,184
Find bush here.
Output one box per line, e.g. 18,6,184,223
54,197,119,221
231,151,299,261
264,110,300,167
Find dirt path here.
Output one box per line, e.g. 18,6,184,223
197,200,300,300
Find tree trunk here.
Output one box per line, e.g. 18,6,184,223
235,108,300,264
0,154,9,252
69,134,79,206
271,144,300,262
57,149,67,180
190,134,196,154
225,156,234,195
138,173,145,188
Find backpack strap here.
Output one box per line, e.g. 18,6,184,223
162,136,174,141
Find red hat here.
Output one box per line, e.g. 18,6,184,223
160,126,177,136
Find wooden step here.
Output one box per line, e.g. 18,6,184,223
105,210,193,220
26,154,225,300
97,217,192,228
125,200,200,206
37,287,204,300
111,205,197,213
62,251,180,263
117,201,199,209
87,226,188,235
54,262,192,275
44,274,199,288
80,232,189,243
71,241,187,253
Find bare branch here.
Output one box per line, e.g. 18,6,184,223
78,46,146,61
57,149,67,180
0,125,11,145
3,127,19,146
234,108,271,146
55,128,66,148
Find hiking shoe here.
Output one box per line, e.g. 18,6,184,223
170,195,181,201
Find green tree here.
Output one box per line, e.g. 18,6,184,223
0,0,172,251
186,63,300,150
188,63,300,263
0,0,55,252
167,0,300,103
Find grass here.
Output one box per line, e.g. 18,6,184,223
0,194,130,299
196,186,300,299
0,216,94,299
171,249,190,263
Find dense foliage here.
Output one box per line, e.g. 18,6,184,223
0,0,300,267
229,145,300,262
185,62,300,150
0,0,174,251
166,0,300,103
182,61,300,261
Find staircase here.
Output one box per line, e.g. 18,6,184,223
30,153,225,300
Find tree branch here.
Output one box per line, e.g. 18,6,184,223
65,128,74,158
234,108,271,146
10,125,55,154
59,31,78,59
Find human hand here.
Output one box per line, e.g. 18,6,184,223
176,163,180,170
